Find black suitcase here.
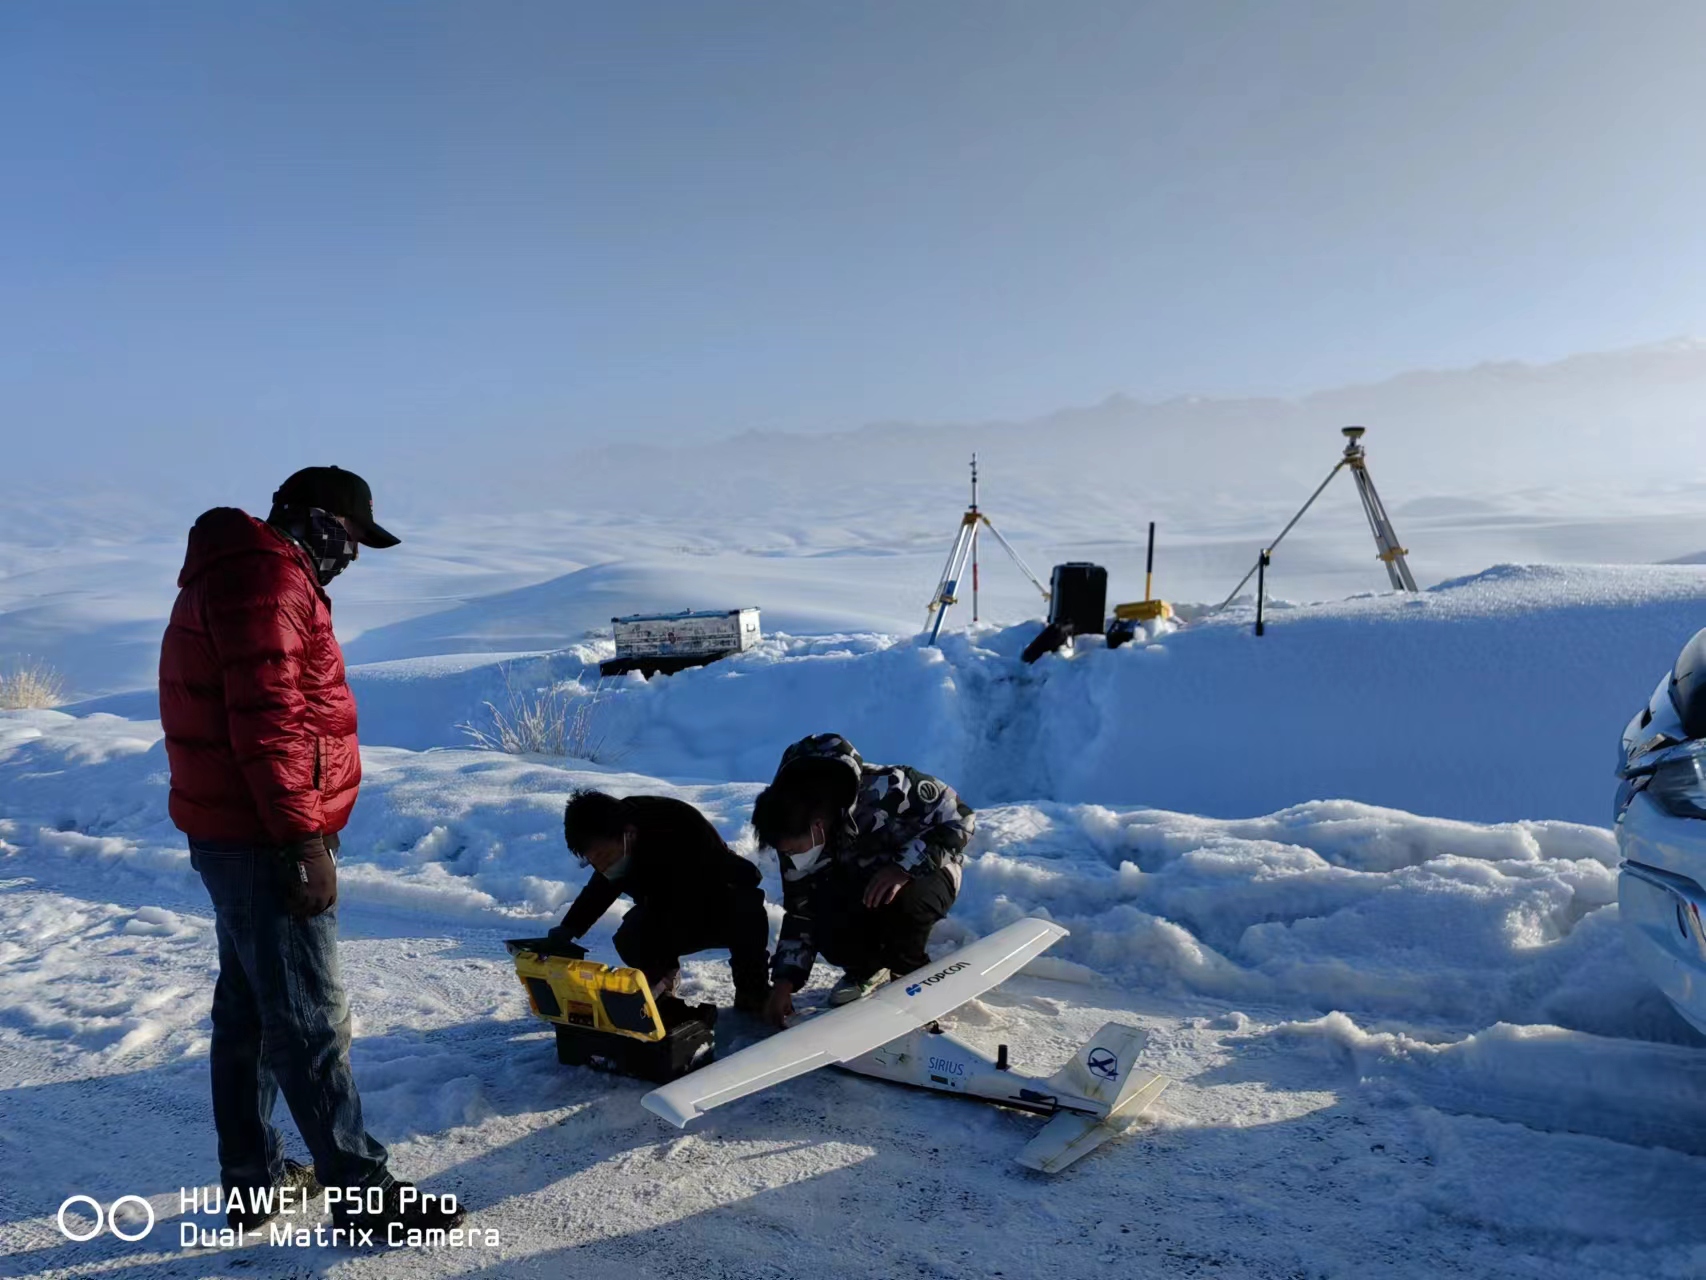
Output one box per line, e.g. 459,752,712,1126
1048,563,1107,637
554,1018,716,1082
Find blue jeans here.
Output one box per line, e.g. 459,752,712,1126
190,843,389,1195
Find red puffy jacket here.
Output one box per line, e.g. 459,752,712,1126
159,508,361,845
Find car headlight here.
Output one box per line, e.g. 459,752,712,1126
1646,746,1706,820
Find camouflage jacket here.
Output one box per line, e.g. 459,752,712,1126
769,734,974,987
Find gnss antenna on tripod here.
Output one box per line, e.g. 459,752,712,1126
1213,426,1417,615
1338,427,1417,591
922,455,1050,646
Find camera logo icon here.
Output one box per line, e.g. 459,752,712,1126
58,1195,155,1242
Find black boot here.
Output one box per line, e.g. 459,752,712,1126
227,1159,320,1231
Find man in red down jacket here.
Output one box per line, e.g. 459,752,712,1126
160,466,462,1236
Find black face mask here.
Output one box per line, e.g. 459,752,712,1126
271,506,358,586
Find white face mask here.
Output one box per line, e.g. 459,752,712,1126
783,823,827,879
602,832,635,881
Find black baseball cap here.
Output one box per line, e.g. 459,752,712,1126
272,466,401,548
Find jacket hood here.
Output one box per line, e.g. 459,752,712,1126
177,507,311,590
774,733,864,811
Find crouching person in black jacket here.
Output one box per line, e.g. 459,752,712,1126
548,789,772,1017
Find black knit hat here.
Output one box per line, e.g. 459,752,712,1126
272,466,400,548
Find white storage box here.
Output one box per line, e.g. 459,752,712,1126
610,608,761,662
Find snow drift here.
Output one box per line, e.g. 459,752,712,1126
106,561,1702,828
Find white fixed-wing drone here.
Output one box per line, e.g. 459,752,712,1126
642,918,1169,1173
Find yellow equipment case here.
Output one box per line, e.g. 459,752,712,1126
1109,521,1173,640
1113,598,1174,623
505,937,716,1082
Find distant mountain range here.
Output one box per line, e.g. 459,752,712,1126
7,338,1706,542
551,338,1706,525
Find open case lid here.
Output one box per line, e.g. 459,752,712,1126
504,935,587,960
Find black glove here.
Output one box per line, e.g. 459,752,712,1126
281,834,338,919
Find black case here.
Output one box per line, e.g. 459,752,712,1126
1049,563,1108,636
554,1020,716,1083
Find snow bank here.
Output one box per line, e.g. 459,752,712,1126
945,797,1681,1041
3,706,1680,1047
319,563,1706,826
1268,1013,1706,1154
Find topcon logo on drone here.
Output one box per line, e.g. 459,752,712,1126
906,960,969,996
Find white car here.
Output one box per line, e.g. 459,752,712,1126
1615,629,1706,1036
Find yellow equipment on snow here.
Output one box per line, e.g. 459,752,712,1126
1111,522,1173,628
510,944,667,1041
1113,598,1174,623
505,937,717,1081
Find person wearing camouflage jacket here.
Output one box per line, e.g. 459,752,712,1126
749,733,974,1025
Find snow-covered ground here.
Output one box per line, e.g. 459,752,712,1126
3,703,1706,1279
5,553,1706,1276
7,367,1706,1276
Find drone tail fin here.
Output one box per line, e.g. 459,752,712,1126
1015,1023,1168,1173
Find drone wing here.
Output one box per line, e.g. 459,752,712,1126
641,917,1068,1128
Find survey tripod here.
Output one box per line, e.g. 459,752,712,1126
923,456,1050,645
1214,426,1417,614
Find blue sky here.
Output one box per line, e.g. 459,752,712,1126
5,1,1705,499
